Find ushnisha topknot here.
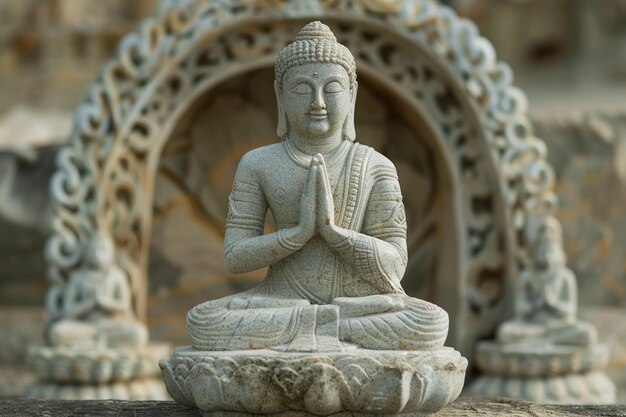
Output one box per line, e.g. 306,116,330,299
275,21,357,88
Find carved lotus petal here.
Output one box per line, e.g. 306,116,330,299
214,356,237,376
302,363,344,415
404,364,432,411
272,366,300,400
159,359,195,407
162,348,467,414
94,355,116,383
226,364,286,414
174,363,190,379
361,365,413,414
189,362,225,411
113,355,134,381
337,363,370,408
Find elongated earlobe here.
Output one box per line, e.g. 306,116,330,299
275,81,288,138
342,81,358,142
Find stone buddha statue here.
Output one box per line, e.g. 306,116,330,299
498,217,597,346
468,217,608,403
49,233,148,348
186,21,448,353
162,22,465,415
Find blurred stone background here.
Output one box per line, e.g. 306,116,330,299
0,0,625,402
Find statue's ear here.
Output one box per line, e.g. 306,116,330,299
275,81,288,138
343,81,358,142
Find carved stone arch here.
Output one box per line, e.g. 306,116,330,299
46,0,558,358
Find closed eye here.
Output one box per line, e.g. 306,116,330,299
291,83,313,94
324,81,345,93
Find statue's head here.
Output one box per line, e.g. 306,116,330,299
275,21,357,142
529,217,566,270
86,233,115,269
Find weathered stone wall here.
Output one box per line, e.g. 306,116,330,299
0,0,156,113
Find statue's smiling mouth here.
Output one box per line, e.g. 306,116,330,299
309,112,328,119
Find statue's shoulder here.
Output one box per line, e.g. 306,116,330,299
237,142,285,175
356,144,397,178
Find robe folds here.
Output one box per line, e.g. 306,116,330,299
187,140,448,351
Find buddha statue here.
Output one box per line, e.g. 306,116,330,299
162,22,465,415
49,233,148,348
498,217,597,346
186,21,449,353
468,217,607,401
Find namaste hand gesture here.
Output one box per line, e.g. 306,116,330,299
296,153,349,246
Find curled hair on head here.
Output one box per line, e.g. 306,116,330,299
275,21,357,90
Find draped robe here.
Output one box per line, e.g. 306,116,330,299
187,140,448,351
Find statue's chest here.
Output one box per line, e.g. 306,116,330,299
261,161,344,223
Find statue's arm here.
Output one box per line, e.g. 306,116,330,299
62,276,97,318
223,152,315,274
96,268,131,313
514,272,537,319
324,164,407,294
548,269,577,319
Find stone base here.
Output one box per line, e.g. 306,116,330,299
466,341,616,404
474,342,611,377
466,371,616,405
27,343,171,383
159,346,467,416
26,342,172,400
25,377,170,400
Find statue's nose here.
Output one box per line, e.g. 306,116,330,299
311,89,326,110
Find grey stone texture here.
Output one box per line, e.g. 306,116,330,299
148,66,438,346
161,21,466,415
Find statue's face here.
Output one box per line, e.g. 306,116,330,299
281,63,352,139
534,240,565,270
88,237,114,267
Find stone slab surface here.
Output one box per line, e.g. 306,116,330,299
1,398,626,417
